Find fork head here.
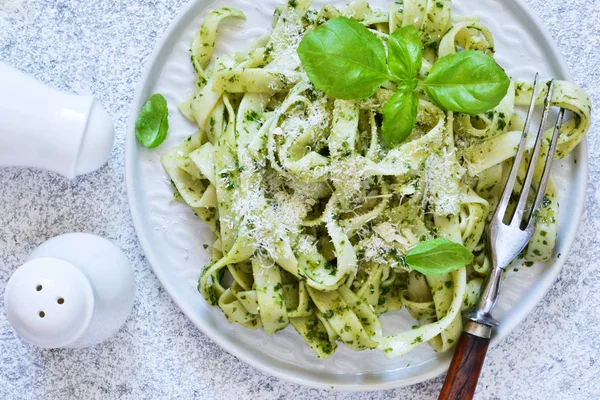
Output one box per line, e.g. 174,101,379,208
489,74,565,270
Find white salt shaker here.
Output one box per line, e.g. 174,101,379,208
4,233,135,348
0,63,114,178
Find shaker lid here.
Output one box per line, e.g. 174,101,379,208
4,257,95,348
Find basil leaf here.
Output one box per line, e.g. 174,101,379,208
298,17,391,100
382,87,418,146
388,25,422,80
423,50,510,114
405,238,474,276
135,93,169,149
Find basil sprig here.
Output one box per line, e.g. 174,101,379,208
298,19,510,145
135,93,169,149
405,238,474,276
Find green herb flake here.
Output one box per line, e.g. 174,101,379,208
542,196,552,208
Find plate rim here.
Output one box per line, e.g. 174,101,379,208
125,0,589,391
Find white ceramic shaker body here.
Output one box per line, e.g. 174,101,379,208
4,233,135,348
0,63,114,178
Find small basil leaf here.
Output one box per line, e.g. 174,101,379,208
405,238,474,276
135,93,169,149
298,17,391,100
388,25,422,80
382,88,418,146
423,50,510,114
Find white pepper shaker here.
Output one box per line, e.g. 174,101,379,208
4,233,135,348
0,63,114,178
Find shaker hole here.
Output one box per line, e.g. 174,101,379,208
36,285,42,291
39,311,45,318
57,298,64,305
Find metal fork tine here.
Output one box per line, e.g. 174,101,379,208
493,73,540,220
512,80,555,226
526,107,565,230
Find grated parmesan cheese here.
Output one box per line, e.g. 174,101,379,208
268,9,304,63
423,148,465,216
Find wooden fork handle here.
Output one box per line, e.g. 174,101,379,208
438,325,491,400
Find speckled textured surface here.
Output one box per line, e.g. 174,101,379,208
0,0,598,398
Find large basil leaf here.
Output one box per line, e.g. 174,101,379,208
405,238,474,276
135,93,169,148
423,50,510,114
382,87,418,146
297,17,391,100
388,25,422,80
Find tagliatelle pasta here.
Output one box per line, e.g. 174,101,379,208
162,0,591,359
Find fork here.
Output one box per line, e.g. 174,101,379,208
438,74,566,400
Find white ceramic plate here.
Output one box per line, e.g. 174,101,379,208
126,0,588,390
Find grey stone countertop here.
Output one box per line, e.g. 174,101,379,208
0,0,598,399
